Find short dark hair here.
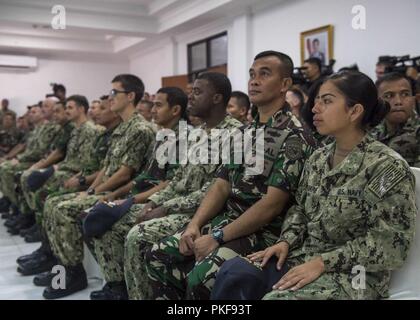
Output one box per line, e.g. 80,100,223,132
157,87,188,120
313,38,320,44
112,74,145,106
231,91,251,112
196,72,232,106
302,71,390,131
3,111,16,120
53,84,66,93
376,72,414,95
288,88,305,108
54,101,65,109
304,57,322,72
139,100,154,109
100,95,109,101
254,51,294,78
66,95,89,113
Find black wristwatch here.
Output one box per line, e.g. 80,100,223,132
87,187,95,195
211,229,224,245
78,176,87,187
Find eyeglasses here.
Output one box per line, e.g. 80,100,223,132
109,89,130,98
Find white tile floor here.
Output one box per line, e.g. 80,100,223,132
0,220,103,300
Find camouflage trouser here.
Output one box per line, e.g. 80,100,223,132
145,211,272,300
213,255,379,300
0,160,33,206
93,203,143,284
44,192,101,266
125,213,191,300
21,169,75,222
262,271,379,300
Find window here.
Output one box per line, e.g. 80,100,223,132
188,32,227,81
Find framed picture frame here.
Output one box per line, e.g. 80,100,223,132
300,25,334,66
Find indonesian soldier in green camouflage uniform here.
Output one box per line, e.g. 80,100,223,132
124,74,242,300
145,52,317,300
211,71,416,301
42,74,156,299
90,87,189,300
0,99,60,208
370,72,420,167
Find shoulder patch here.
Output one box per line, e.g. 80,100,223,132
367,162,407,199
285,136,304,161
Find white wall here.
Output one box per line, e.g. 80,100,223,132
0,58,129,116
128,0,420,93
252,0,420,80
129,40,176,95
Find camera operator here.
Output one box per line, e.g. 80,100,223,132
301,57,324,92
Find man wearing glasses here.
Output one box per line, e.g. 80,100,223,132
41,74,156,299
371,72,420,167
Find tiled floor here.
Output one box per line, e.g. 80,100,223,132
0,220,103,300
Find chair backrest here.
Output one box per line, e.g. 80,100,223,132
389,167,420,299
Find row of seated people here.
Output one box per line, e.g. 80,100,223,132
0,50,419,300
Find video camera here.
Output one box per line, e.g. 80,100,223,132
292,59,336,86
379,55,420,75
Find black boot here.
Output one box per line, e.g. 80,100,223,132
0,197,11,214
24,225,42,243
33,270,56,287
17,231,52,265
7,212,35,234
17,250,57,276
20,223,38,237
43,264,88,299
90,281,128,300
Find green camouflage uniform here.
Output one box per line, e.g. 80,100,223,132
370,116,420,167
21,121,98,220
124,117,242,299
92,123,182,285
0,121,60,206
261,134,416,300
44,114,155,267
145,105,317,300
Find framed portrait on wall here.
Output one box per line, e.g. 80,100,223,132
300,25,334,66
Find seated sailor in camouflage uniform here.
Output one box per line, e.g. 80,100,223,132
19,96,99,243
370,72,420,167
145,51,317,300
211,71,417,300
124,73,242,300
41,74,155,300
0,100,61,232
16,96,121,283
88,87,189,300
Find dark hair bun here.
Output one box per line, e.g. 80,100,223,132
368,98,390,127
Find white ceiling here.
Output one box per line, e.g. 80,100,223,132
0,0,279,61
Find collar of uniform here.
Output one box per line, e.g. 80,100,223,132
114,112,138,134
382,114,419,137
252,102,292,128
322,134,372,177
